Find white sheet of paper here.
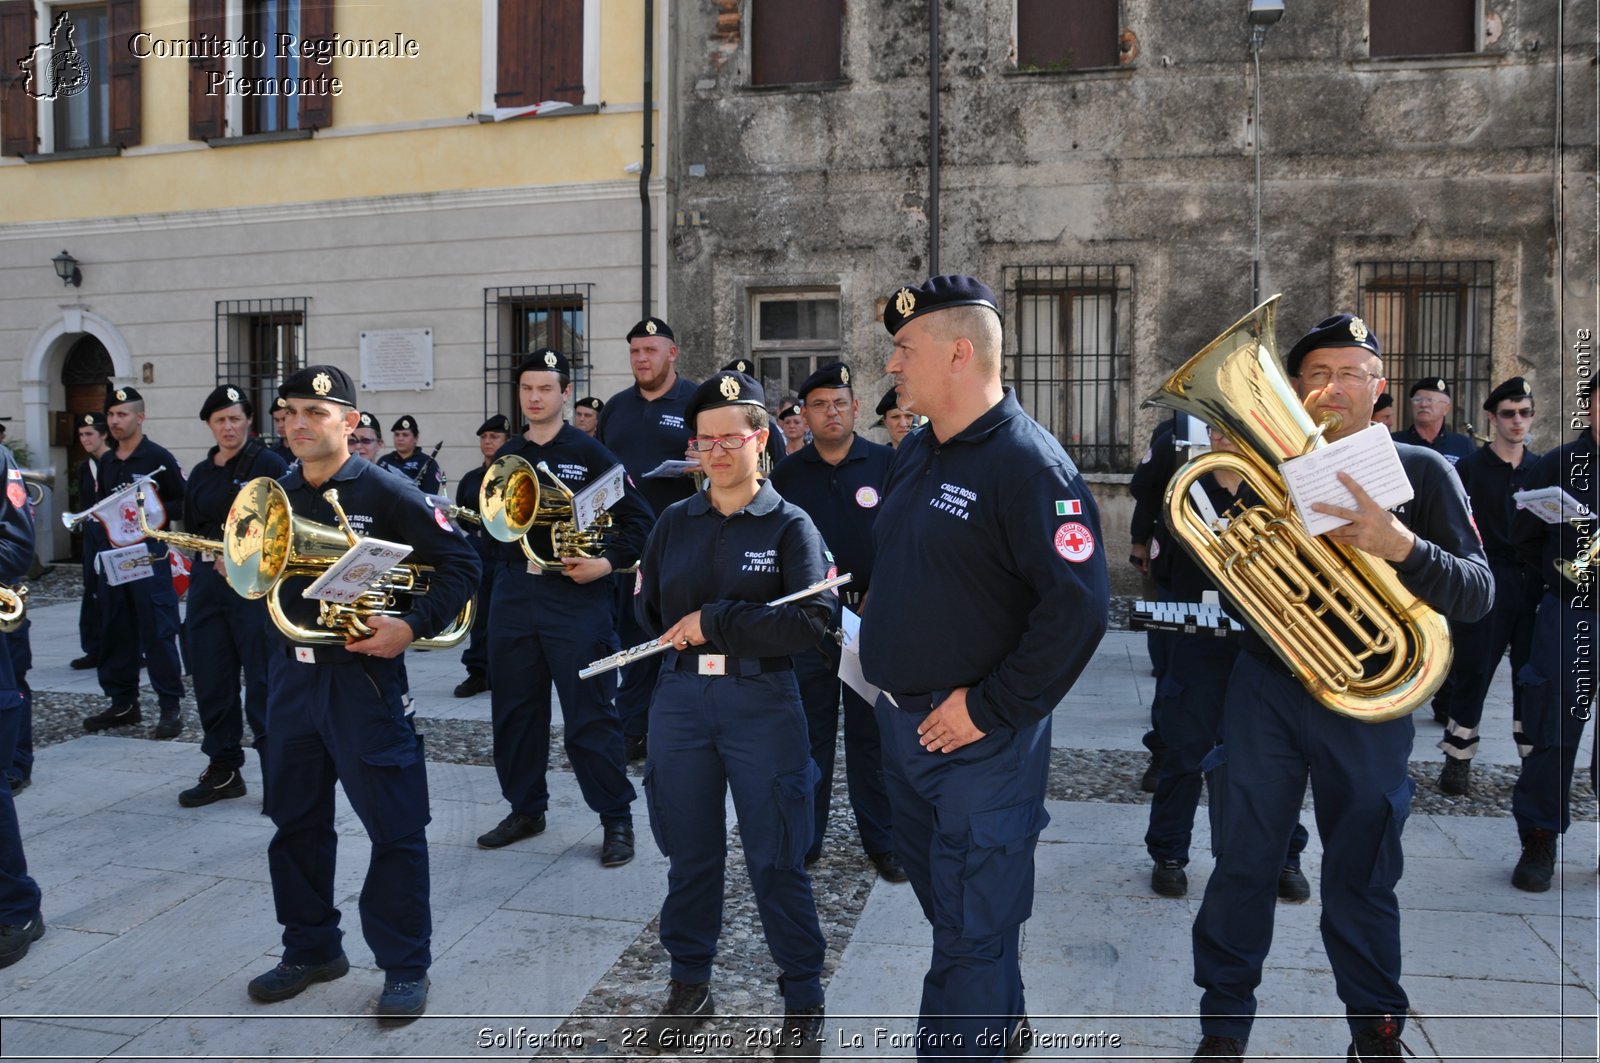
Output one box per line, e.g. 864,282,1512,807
1514,486,1592,524
302,538,412,604
644,459,699,479
572,464,627,531
836,607,882,706
1279,423,1414,537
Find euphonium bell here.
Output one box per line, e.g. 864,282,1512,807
478,454,617,571
1143,295,1452,723
222,477,473,649
0,584,26,634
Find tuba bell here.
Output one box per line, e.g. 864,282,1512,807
222,477,473,649
478,454,621,572
1143,295,1451,723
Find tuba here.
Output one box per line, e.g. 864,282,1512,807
479,454,621,572
219,477,473,649
1144,295,1451,723
0,584,26,634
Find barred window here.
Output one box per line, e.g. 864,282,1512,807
485,284,592,431
750,291,842,403
1357,261,1493,433
215,298,308,442
1004,265,1133,472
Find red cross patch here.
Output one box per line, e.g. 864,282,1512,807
1054,521,1095,563
5,483,24,509
432,504,452,532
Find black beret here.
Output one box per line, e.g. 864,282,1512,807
684,371,765,427
357,411,378,431
517,347,570,378
200,383,252,422
1284,314,1382,377
875,384,902,417
1373,392,1394,413
882,275,1000,337
575,396,604,413
391,414,419,434
627,317,675,342
1484,376,1533,412
1409,377,1449,398
79,411,109,431
105,384,143,409
797,362,854,401
778,401,804,420
722,358,756,375
273,397,288,411
279,366,357,408
477,414,511,435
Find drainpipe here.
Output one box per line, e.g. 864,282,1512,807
928,0,940,275
641,0,654,319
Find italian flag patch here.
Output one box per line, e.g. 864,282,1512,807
1055,499,1082,516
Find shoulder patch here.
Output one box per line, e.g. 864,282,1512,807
1054,521,1096,563
433,503,453,533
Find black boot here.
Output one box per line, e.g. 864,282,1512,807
635,979,713,1051
152,704,183,740
1347,1014,1414,1060
1512,828,1557,892
83,702,140,732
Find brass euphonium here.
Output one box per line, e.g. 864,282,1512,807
0,584,26,634
220,477,473,649
1143,295,1452,723
478,454,619,572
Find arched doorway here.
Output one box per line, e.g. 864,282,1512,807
62,336,113,557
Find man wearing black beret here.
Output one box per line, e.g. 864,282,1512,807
1434,377,1542,797
378,415,444,494
861,275,1110,1057
1372,391,1395,429
599,318,699,758
770,362,902,882
178,385,288,807
69,412,111,672
81,385,188,740
573,396,603,437
268,397,294,465
1392,377,1473,465
450,414,511,699
245,364,479,1022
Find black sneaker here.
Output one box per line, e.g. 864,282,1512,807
1152,859,1188,898
377,974,429,1023
601,820,635,867
152,706,183,740
1347,1013,1414,1060
773,1004,825,1058
1513,828,1558,892
180,763,247,807
1277,864,1311,902
83,702,140,732
452,672,487,698
868,850,909,883
1191,1034,1246,1061
247,953,351,1002
625,734,648,762
1438,757,1470,796
69,654,98,671
477,811,545,849
636,979,714,1051
0,915,45,969
1140,752,1163,793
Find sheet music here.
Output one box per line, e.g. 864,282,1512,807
1279,423,1414,537
572,464,626,531
302,538,412,604
836,608,882,706
1514,486,1592,524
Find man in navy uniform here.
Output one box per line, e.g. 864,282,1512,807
1435,377,1542,796
477,349,650,866
599,318,699,759
180,385,288,806
574,396,603,437
1392,377,1473,465
245,365,478,1021
770,361,902,882
0,443,42,968
1372,391,1395,430
1189,314,1492,1063
70,412,111,671
81,385,188,739
268,398,295,465
861,276,1110,1058
378,415,444,494
1506,384,1598,892
452,414,509,699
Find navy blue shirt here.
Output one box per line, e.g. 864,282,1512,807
1453,442,1541,567
184,440,290,541
1392,426,1474,466
598,374,699,518
0,449,35,584
377,450,444,494
456,462,494,559
98,435,186,555
860,389,1111,734
636,480,833,658
769,434,893,598
488,425,654,574
272,457,480,648
1514,430,1600,594
1130,417,1178,550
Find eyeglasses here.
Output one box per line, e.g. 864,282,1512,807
1299,368,1379,389
348,436,378,446
688,430,763,452
805,398,852,413
1496,408,1534,420
1410,395,1443,407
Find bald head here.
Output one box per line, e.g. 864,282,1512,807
925,305,1003,376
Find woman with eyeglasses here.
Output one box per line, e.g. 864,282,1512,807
346,412,383,463
632,369,834,1058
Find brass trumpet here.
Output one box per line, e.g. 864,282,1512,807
1144,295,1452,723
479,455,617,572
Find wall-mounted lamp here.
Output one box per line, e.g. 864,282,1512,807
52,250,81,287
141,362,154,384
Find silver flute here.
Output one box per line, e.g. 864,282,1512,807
579,572,853,679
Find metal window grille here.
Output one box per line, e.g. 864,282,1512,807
215,298,308,440
1003,265,1134,472
484,284,592,431
750,291,842,402
1356,261,1493,434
